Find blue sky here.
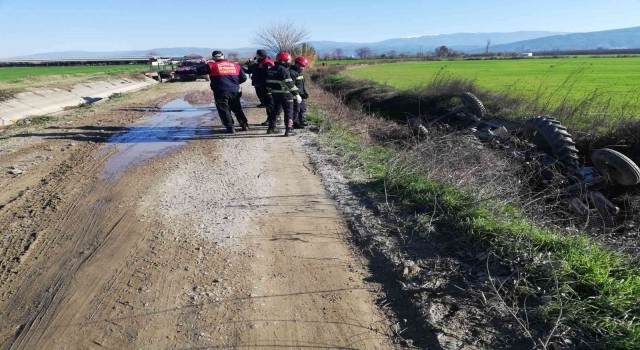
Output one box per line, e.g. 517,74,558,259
1,0,639,57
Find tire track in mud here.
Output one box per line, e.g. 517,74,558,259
0,85,213,347
1,84,397,349
6,174,150,349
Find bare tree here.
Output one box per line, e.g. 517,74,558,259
252,21,310,54
335,48,344,59
355,47,372,58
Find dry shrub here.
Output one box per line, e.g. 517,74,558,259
309,78,525,207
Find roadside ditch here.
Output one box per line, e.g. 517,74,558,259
302,75,640,349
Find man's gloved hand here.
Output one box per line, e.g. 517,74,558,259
301,92,309,99
294,94,302,104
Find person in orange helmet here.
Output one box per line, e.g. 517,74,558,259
264,51,302,136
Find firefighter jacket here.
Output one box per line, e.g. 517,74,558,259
289,65,308,99
265,62,299,98
206,60,247,93
244,58,274,86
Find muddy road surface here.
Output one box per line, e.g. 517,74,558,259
0,83,394,349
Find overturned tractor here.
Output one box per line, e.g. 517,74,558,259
408,92,640,229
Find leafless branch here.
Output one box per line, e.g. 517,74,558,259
251,21,310,54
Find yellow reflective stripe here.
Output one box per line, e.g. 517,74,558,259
267,78,297,93
267,80,287,90
295,76,304,80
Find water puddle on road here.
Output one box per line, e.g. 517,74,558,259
98,95,216,180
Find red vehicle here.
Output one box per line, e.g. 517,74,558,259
173,56,209,82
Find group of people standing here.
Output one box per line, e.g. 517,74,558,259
205,49,309,136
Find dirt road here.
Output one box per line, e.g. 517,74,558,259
0,83,394,349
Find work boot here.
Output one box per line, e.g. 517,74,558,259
284,127,293,137
301,119,309,126
260,119,269,126
266,125,277,134
241,123,250,131
225,126,235,134
293,122,303,129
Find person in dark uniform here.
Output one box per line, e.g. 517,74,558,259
205,50,249,134
265,51,302,136
243,49,275,126
289,56,309,128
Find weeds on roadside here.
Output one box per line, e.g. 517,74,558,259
18,115,58,125
306,81,640,348
0,88,24,102
109,92,127,101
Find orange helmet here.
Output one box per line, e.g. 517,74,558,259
294,56,309,67
275,51,292,63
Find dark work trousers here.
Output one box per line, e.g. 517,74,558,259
293,99,307,123
271,95,294,128
255,85,274,121
213,90,248,127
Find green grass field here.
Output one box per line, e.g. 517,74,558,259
0,64,148,81
348,57,640,112
317,58,412,65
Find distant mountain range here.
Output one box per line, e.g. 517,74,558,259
309,31,565,56
487,26,640,52
10,26,640,59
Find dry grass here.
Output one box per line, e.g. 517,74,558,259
307,74,640,348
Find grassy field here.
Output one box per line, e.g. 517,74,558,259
317,58,412,65
348,57,640,112
0,64,150,101
0,64,148,81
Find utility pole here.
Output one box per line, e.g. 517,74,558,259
485,39,491,55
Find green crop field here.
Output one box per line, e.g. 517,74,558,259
348,57,640,113
317,58,411,65
0,64,148,81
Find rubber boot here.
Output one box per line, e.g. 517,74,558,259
284,119,294,137
266,123,277,134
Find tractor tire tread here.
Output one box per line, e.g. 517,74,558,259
523,116,579,168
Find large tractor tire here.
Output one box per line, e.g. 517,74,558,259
459,92,486,118
591,148,640,186
523,116,579,168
